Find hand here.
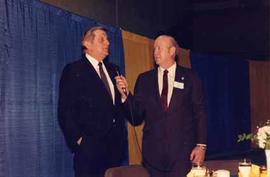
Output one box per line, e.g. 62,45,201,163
77,137,82,145
190,146,206,164
115,75,128,99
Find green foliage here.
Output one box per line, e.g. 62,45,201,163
237,133,257,143
238,120,270,149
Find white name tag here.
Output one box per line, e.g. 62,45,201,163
173,81,184,89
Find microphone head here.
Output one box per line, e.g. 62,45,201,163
114,65,120,76
114,66,127,96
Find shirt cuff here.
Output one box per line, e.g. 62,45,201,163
196,144,207,147
196,144,207,150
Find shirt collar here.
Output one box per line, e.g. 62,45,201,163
85,53,102,68
158,62,176,75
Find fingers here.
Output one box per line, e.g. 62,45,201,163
190,147,205,164
191,154,202,164
77,137,82,145
190,151,195,161
115,76,127,90
115,75,128,98
191,155,201,164
192,155,202,164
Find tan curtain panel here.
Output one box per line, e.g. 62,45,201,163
249,60,270,133
178,48,191,68
122,30,154,165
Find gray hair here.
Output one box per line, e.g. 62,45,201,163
81,26,107,51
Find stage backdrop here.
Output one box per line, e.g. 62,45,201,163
0,0,125,177
190,53,251,157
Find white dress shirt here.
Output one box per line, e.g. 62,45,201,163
85,53,115,104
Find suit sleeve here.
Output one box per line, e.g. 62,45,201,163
123,74,145,126
58,64,81,152
191,72,208,144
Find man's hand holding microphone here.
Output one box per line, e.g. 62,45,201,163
115,74,128,101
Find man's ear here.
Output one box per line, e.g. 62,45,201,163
82,40,91,50
169,46,176,56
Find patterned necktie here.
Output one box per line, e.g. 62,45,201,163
98,62,112,99
161,70,168,112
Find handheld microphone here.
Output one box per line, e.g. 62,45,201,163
115,68,128,96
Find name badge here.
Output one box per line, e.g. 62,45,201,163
173,81,184,89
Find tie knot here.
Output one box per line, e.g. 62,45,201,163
98,62,103,67
164,70,168,75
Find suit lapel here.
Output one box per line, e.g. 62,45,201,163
82,56,114,103
104,62,116,88
153,68,162,105
104,62,121,105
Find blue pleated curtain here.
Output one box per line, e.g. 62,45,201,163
190,53,251,158
0,0,126,177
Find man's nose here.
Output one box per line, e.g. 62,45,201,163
105,40,110,46
154,50,159,56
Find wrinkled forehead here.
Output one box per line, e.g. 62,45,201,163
92,29,108,38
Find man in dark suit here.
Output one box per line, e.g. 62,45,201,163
58,26,126,177
115,35,208,177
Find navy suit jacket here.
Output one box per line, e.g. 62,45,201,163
58,55,126,173
124,65,207,174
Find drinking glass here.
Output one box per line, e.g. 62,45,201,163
238,158,251,177
191,162,207,177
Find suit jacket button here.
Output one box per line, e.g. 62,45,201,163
112,119,116,123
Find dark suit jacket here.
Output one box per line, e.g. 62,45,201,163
58,55,126,174
124,65,207,176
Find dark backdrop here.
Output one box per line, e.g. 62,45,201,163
190,52,251,158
